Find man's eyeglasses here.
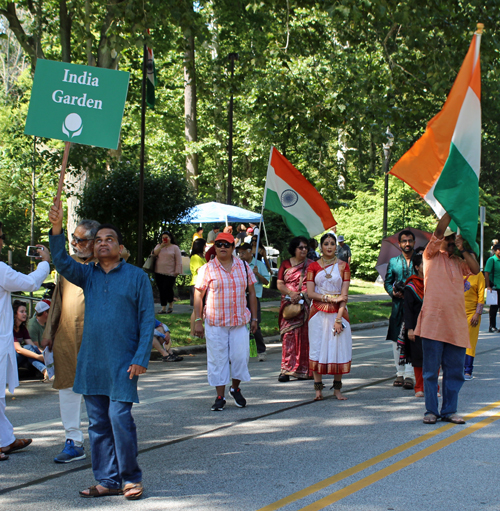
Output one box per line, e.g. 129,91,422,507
297,245,308,250
72,233,92,244
0,234,5,241
215,241,232,249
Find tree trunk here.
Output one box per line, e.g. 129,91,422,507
184,31,198,193
65,168,88,242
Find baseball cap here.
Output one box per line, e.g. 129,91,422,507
35,299,51,313
237,243,252,251
444,227,455,237
215,232,235,244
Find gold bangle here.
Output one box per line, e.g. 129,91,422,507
335,318,343,323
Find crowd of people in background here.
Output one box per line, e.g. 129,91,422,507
1,212,498,497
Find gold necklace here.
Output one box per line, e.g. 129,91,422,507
321,256,337,279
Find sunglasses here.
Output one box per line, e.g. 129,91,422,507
215,241,232,249
72,233,92,244
297,245,308,250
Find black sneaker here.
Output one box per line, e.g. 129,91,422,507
489,327,498,333
211,396,226,411
230,388,247,408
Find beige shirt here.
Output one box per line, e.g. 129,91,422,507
154,244,182,275
415,234,471,348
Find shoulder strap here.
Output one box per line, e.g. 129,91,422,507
243,260,249,293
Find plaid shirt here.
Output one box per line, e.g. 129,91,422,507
195,256,256,327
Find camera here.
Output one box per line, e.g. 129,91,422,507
26,246,43,257
393,280,405,294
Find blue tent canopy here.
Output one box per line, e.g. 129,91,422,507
182,201,262,224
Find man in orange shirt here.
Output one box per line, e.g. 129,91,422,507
193,232,258,411
415,213,479,425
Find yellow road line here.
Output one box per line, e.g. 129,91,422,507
298,409,500,510
256,400,500,511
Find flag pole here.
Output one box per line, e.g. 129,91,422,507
254,146,274,266
137,43,147,265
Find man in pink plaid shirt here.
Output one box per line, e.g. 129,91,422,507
194,232,258,411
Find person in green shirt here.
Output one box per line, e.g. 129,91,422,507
27,299,51,348
384,230,415,388
484,243,500,332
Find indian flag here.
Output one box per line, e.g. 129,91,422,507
390,26,482,252
146,42,156,109
264,147,336,237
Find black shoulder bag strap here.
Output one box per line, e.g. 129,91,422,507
243,260,250,308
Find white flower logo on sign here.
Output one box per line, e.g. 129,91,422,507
62,113,83,138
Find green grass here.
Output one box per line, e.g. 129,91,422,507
158,300,391,347
349,278,385,295
347,300,391,324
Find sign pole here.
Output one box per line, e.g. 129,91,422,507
55,141,71,207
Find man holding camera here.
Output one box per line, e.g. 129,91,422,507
384,230,415,388
0,223,51,460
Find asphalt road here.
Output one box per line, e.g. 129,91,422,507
2,316,500,511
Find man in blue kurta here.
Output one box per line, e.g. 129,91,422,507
384,230,415,389
49,202,154,500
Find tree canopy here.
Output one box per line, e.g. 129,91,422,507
1,1,499,273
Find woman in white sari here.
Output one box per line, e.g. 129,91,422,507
306,233,352,401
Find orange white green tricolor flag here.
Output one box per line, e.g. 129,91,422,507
264,147,336,237
390,27,482,252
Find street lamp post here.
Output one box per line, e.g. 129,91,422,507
227,53,238,205
382,127,394,239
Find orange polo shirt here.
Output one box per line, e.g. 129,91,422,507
415,234,471,348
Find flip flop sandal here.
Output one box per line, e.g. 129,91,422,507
79,486,123,498
441,414,466,424
423,414,438,424
123,482,144,500
393,376,404,387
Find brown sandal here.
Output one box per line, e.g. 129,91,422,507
123,482,144,500
1,438,32,454
393,376,404,387
79,485,123,498
0,452,9,461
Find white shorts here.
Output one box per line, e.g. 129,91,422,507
205,323,251,387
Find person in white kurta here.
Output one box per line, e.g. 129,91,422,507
0,228,50,458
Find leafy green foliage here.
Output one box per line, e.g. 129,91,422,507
334,176,435,280
76,164,196,264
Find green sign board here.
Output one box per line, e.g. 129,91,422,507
25,59,130,150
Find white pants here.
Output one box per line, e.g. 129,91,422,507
59,387,84,445
205,323,251,387
393,342,415,379
0,397,15,448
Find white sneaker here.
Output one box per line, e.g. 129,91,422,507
258,352,267,362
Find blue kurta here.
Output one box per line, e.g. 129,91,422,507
50,232,154,403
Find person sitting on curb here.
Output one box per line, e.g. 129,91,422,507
153,320,183,362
